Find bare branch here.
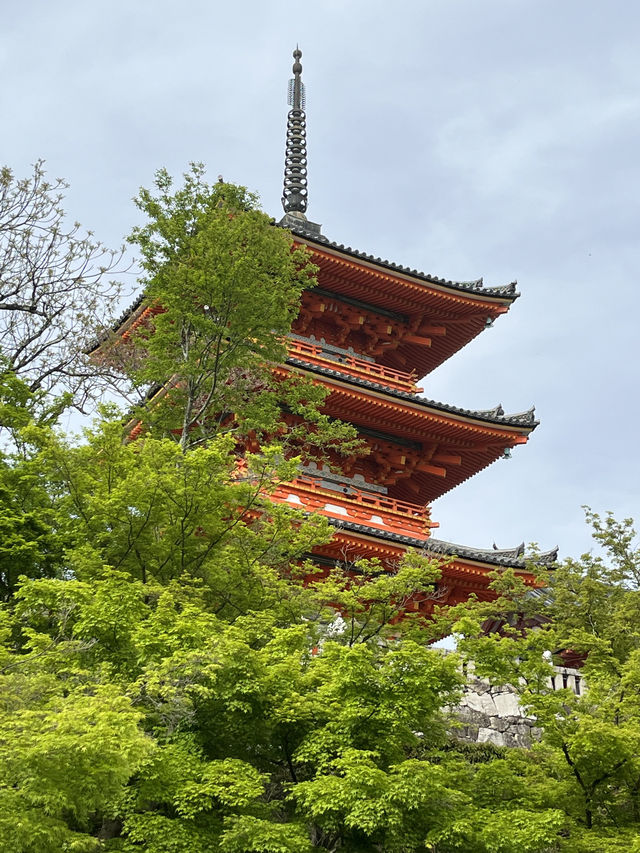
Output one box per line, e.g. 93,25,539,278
0,160,131,407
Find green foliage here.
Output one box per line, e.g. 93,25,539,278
0,549,465,851
0,384,474,851
220,816,313,853
5,164,640,850
0,586,153,853
9,409,640,851
0,375,65,600
109,164,333,452
0,368,37,435
302,551,445,647
452,509,640,844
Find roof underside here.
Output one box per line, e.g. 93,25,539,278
290,229,518,299
283,358,535,503
291,231,519,378
286,357,536,427
100,227,520,382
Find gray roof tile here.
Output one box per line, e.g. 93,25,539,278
425,537,559,568
324,520,557,569
286,357,538,429
287,227,520,300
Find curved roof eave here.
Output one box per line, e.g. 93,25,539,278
88,291,147,353
425,537,559,569
96,221,518,354
289,228,520,301
324,520,557,570
285,357,538,430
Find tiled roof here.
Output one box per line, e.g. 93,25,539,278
425,538,559,569
113,292,146,327
288,227,520,300
325,519,557,570
285,357,538,429
97,222,518,351
327,517,427,548
88,291,147,352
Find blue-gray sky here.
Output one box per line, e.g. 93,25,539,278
4,0,639,559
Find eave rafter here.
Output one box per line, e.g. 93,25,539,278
300,242,514,313
276,365,533,441
293,242,516,377
294,290,427,358
310,526,542,599
274,364,533,502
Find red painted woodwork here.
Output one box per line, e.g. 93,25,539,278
276,238,540,604
293,238,513,377
270,476,434,540
105,231,540,609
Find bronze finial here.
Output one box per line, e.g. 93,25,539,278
282,47,308,215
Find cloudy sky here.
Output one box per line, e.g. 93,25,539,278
4,0,639,560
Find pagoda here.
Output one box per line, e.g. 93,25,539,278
266,49,556,608
100,50,555,612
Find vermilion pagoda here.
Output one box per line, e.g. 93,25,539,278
272,49,556,606
105,50,555,611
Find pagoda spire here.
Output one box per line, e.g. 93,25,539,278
282,47,308,217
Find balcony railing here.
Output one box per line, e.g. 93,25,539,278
287,339,421,394
270,476,432,539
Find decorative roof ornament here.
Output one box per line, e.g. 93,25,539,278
282,47,308,216
278,50,325,240
425,538,559,569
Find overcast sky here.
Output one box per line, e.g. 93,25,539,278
4,0,639,560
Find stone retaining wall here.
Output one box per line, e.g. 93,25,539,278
450,665,583,749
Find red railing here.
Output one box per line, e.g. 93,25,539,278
270,476,432,539
287,339,421,393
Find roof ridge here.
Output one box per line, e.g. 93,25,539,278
426,537,559,568
503,406,536,425
322,524,559,569
285,357,539,429
287,227,520,299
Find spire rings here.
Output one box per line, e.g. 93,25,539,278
282,106,308,214
282,47,309,215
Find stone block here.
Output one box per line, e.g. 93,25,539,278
477,728,505,747
493,692,521,717
502,731,528,748
479,692,498,715
513,724,533,738
461,691,487,714
456,708,491,729
453,724,479,741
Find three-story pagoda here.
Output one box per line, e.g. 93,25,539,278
101,49,556,612
270,49,556,607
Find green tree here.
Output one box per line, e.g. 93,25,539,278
0,371,66,600
7,165,636,851
100,165,350,454
37,419,332,607
452,510,640,850
0,557,467,852
0,378,475,852
0,403,581,852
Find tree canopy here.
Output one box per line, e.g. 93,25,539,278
1,165,640,851
100,165,354,455
7,408,640,851
448,511,640,850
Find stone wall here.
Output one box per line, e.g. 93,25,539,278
450,665,583,749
